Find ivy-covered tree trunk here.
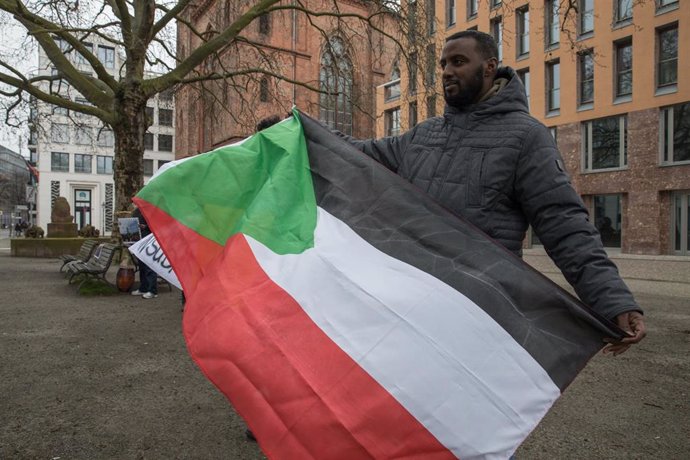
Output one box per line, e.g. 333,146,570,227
112,86,149,214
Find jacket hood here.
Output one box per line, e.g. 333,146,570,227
443,67,529,120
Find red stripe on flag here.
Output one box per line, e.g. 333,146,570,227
133,198,223,295
183,234,454,459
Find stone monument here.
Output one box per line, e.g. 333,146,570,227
47,196,78,237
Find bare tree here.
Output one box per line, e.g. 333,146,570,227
0,0,426,213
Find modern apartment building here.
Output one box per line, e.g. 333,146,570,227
0,145,31,228
377,0,689,256
28,38,175,235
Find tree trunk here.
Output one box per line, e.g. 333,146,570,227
113,91,148,214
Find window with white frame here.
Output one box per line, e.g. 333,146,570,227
385,108,401,137
53,36,70,55
467,0,478,18
158,134,173,152
385,62,401,101
578,50,594,106
97,45,115,68
51,152,69,172
51,123,69,143
516,7,529,57
159,108,173,127
660,102,690,164
615,39,633,98
545,0,559,48
517,68,530,108
616,0,633,22
74,154,92,173
144,132,154,150
143,159,154,176
579,0,594,36
582,116,628,171
97,155,113,174
447,0,456,27
490,17,503,62
657,0,679,11
76,42,93,65
97,129,114,147
672,191,690,255
546,60,560,112
657,25,677,89
52,104,68,116
75,125,92,145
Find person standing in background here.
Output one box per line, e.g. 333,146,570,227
130,207,158,299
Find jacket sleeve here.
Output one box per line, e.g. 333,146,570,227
329,128,413,173
515,124,641,321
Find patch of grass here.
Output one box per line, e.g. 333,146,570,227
78,279,119,296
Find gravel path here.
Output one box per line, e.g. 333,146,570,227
1,251,688,459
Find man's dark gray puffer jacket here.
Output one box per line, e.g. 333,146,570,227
346,67,640,321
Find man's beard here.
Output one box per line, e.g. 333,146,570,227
443,65,485,108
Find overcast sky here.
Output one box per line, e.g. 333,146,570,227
0,16,37,158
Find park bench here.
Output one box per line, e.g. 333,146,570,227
66,243,118,290
58,239,98,272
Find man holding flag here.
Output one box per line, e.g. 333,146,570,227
133,32,645,460
339,30,646,354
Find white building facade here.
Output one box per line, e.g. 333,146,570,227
28,38,175,235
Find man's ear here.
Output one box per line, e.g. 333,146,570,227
484,57,498,77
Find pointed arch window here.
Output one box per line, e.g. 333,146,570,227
319,37,353,135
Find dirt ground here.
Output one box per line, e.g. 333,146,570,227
1,253,688,459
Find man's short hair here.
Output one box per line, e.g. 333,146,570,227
256,115,282,132
445,30,498,61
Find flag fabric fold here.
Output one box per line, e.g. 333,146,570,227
134,110,623,460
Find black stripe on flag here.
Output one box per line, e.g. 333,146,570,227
299,112,623,392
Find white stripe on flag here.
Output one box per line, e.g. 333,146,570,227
247,207,560,459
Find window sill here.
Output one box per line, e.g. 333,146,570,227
582,166,629,174
516,53,529,62
578,102,594,112
612,18,632,30
660,160,690,168
545,43,560,52
656,3,679,16
656,84,678,96
614,94,632,105
546,109,560,118
577,31,594,41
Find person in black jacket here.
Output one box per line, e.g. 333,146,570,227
130,207,158,299
343,30,645,355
